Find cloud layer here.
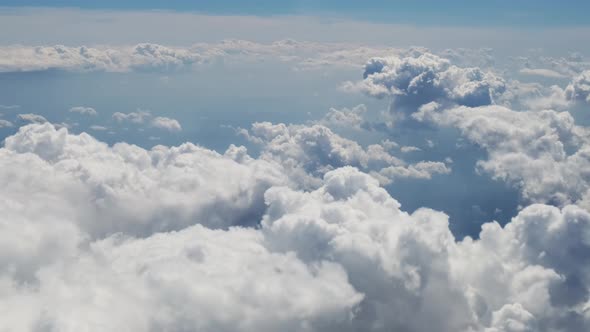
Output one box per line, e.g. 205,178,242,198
2,38,590,332
1,123,589,331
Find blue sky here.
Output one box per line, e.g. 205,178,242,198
2,0,590,27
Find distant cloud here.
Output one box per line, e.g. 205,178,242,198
0,44,203,73
0,41,420,74
0,104,20,110
69,106,97,116
343,51,506,117
565,70,590,104
89,125,108,131
519,68,567,79
400,146,421,153
151,116,182,132
112,110,151,124
17,113,47,124
0,119,13,128
315,104,366,130
112,110,181,132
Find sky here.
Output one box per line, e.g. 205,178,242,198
4,0,590,26
1,2,590,332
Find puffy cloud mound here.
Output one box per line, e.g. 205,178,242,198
344,52,506,115
69,106,97,116
565,70,590,104
241,121,450,187
2,123,289,237
112,110,152,124
262,169,590,331
416,104,590,208
316,104,367,130
151,116,182,132
17,113,48,124
1,125,590,331
2,224,362,332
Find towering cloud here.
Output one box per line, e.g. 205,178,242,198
343,52,506,117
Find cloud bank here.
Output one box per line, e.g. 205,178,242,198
0,122,589,331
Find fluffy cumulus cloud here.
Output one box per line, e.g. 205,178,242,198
69,106,97,116
112,110,152,124
151,116,182,132
343,49,590,119
316,104,367,130
1,123,289,236
240,121,450,187
343,51,506,116
565,70,590,104
111,111,182,132
416,104,590,208
1,125,589,331
17,113,48,124
3,41,590,332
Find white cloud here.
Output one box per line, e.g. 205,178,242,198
0,41,518,75
2,123,290,236
112,110,151,124
242,121,450,187
400,146,421,153
316,104,366,130
416,104,590,208
0,41,398,73
0,119,13,128
69,106,97,116
511,52,590,78
151,116,182,132
0,125,589,331
565,70,590,104
519,68,567,79
376,161,450,184
0,44,203,73
17,113,47,124
89,125,108,131
343,51,506,115
0,104,20,110
112,111,181,132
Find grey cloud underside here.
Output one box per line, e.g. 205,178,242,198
1,122,590,332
